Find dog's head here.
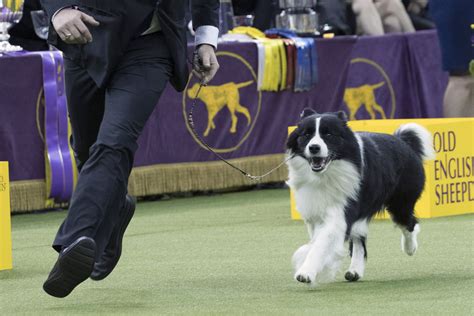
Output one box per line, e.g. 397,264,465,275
287,109,357,173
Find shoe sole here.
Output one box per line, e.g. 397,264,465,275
90,197,136,281
43,237,96,298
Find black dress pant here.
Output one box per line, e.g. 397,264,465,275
53,32,173,257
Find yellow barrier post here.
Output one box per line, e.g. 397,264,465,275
290,118,474,220
0,162,12,270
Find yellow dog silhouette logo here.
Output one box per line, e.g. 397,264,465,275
343,82,387,120
187,81,253,137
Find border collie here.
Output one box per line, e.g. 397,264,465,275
286,109,435,285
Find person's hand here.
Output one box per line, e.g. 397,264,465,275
407,0,427,14
193,44,219,84
52,8,100,44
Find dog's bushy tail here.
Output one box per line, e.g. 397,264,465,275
394,123,436,161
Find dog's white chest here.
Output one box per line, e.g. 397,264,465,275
293,183,341,222
287,158,361,222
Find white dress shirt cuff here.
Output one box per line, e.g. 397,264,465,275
194,25,219,49
52,6,78,21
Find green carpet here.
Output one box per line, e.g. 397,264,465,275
1,188,473,315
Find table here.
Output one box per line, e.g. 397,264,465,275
0,30,448,212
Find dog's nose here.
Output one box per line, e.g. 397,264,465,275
309,144,321,154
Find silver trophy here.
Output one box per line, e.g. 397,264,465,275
276,0,318,35
219,0,235,36
0,0,24,52
31,10,49,40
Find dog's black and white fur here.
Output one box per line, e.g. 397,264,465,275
286,109,435,285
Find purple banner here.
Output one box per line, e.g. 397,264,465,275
0,31,448,183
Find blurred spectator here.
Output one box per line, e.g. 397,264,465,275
8,0,48,51
232,0,276,31
430,0,474,117
352,0,415,35
403,0,435,30
317,0,353,35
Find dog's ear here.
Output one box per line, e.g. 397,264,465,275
300,108,317,119
336,111,348,123
286,128,299,151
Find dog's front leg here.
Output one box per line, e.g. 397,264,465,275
305,221,317,240
294,215,346,284
292,222,319,272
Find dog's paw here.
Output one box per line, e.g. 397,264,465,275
344,270,360,282
401,237,417,256
294,269,315,284
401,224,420,256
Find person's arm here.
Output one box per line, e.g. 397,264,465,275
192,0,219,48
39,0,77,19
191,0,220,84
39,0,99,44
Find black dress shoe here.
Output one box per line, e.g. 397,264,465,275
43,236,96,298
90,195,136,281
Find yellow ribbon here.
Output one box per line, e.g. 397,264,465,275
4,0,23,11
229,27,288,92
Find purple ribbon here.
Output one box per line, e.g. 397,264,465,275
4,51,74,201
41,52,65,199
53,52,74,201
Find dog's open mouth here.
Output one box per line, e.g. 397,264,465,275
309,156,331,172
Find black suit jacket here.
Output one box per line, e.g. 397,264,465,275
9,0,49,51
39,0,219,91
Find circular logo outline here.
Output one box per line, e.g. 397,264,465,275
182,51,262,153
350,58,396,119
36,87,45,142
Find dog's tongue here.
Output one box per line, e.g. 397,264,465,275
311,157,326,171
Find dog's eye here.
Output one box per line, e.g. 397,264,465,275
320,129,331,136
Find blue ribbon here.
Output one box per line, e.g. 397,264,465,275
265,29,318,92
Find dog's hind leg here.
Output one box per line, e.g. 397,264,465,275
229,111,238,133
400,223,420,256
204,111,217,137
236,104,251,126
372,101,387,119
365,102,377,119
305,221,317,239
387,200,420,256
345,219,368,281
345,237,367,282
